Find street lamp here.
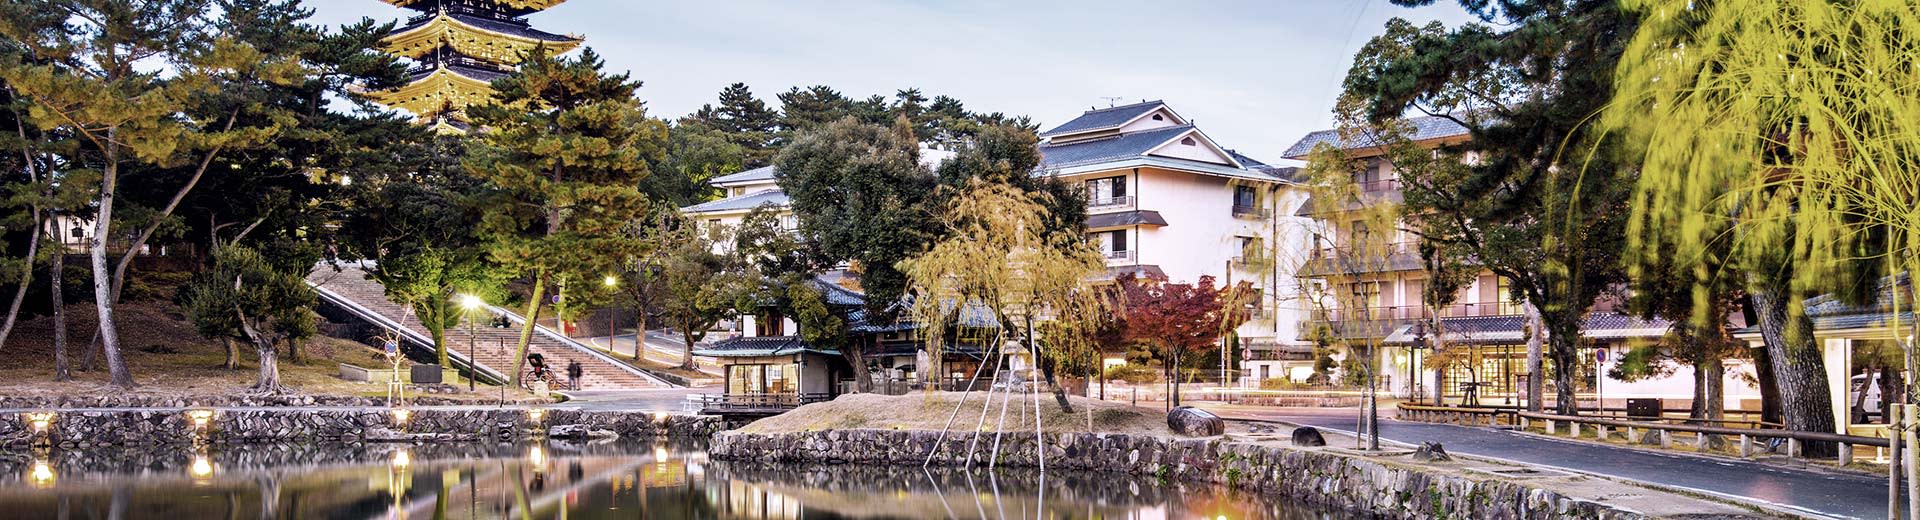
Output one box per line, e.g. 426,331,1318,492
603,275,618,361
459,294,485,391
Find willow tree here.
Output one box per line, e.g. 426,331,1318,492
465,47,667,386
900,179,1107,413
1607,0,1920,450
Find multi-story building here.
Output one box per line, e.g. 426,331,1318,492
363,0,582,132
1034,101,1315,383
1282,117,1752,409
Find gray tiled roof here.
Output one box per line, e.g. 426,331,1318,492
1040,100,1166,137
392,13,580,43
1736,274,1917,333
1380,312,1671,346
693,335,839,357
711,165,777,185
1085,210,1168,229
681,189,788,214
1281,115,1471,159
1038,125,1196,169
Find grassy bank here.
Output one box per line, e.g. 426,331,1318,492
736,392,1180,436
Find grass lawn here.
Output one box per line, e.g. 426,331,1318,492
736,391,1178,436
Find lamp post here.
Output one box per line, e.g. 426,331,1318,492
459,294,485,392
603,275,618,358
1410,321,1428,402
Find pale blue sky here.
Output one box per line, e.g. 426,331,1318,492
305,0,1476,164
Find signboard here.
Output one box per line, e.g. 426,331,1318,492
384,340,399,357
1594,348,1608,364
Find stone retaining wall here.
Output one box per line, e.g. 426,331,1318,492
0,408,722,448
0,394,547,410
710,429,1643,520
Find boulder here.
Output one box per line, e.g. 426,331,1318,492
1413,441,1452,462
1290,426,1326,447
548,423,619,439
1167,406,1224,437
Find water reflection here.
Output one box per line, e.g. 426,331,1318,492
0,439,1337,519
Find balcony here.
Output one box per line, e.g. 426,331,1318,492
1087,196,1134,212
1300,241,1423,276
1231,204,1272,220
1104,250,1136,262
1358,178,1402,192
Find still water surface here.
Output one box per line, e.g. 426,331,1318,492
0,439,1339,519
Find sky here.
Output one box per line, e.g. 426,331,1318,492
305,0,1479,164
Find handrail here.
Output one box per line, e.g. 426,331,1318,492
306,281,508,385
1513,410,1888,447
487,304,677,388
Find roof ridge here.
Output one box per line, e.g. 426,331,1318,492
1080,99,1164,114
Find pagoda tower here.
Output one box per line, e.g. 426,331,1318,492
366,0,583,132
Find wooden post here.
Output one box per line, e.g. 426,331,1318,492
1787,438,1800,459
1546,419,1555,435
1570,421,1580,438
1906,404,1918,520
1597,424,1609,441
1627,426,1637,441
1838,443,1852,466
1739,435,1752,457
1695,431,1709,451
1659,429,1671,449
1890,403,1903,520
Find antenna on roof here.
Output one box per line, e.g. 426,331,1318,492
1099,96,1124,108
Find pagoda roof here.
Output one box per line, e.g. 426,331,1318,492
383,11,581,61
382,0,568,15
363,64,504,120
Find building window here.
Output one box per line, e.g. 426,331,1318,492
1180,137,1197,146
1097,229,1130,259
1151,114,1164,121
1085,176,1127,206
70,226,84,239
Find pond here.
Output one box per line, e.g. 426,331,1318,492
0,439,1341,519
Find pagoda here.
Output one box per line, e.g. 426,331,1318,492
366,0,583,132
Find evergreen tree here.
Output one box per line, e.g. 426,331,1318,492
1336,1,1637,415
645,120,745,206
0,0,216,389
775,85,853,135
775,117,938,322
178,243,315,393
464,46,668,387
688,82,778,167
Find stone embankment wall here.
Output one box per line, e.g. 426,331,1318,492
1,408,722,448
710,429,1643,520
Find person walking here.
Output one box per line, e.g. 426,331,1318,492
567,360,583,391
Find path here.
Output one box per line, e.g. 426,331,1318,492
1207,404,1894,519
306,263,670,390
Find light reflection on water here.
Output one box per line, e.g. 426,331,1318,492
0,439,1339,519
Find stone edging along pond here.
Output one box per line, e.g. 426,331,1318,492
709,429,1649,520
1,408,724,448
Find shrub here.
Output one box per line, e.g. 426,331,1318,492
1103,363,1158,384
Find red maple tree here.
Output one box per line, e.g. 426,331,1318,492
1117,274,1249,407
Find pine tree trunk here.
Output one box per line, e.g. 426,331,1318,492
91,145,133,389
840,336,872,393
632,308,648,361
510,273,547,387
51,245,69,382
0,207,42,349
238,314,281,393
286,337,300,364
1524,302,1546,412
1544,312,1582,415
679,326,699,371
221,338,238,370
1749,288,1838,457
1690,356,1726,422
430,325,448,367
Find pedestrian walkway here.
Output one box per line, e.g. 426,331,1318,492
306,263,671,390
1210,405,1893,519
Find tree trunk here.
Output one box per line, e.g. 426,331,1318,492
220,338,238,370
510,272,547,387
1524,301,1546,412
0,207,42,349
1689,356,1725,422
90,144,133,389
632,307,648,361
840,336,873,393
239,314,282,393
1543,311,1582,415
1169,347,1182,408
51,244,69,382
1738,294,1784,424
285,337,300,364
1749,288,1837,457
429,324,448,367
679,325,700,371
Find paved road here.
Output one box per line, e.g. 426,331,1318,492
587,332,723,376
1207,405,1894,519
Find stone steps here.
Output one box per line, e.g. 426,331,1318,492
307,264,665,390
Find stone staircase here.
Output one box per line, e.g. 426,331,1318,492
306,263,670,390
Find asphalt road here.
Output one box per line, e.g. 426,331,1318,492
1209,405,1895,519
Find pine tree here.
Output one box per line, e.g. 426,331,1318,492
775,117,938,323
689,83,778,167
775,85,853,135
464,46,668,387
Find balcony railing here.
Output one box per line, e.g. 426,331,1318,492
1309,241,1419,261
1231,204,1272,219
1311,302,1524,323
1104,250,1136,262
1088,196,1134,210
1358,178,1402,192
